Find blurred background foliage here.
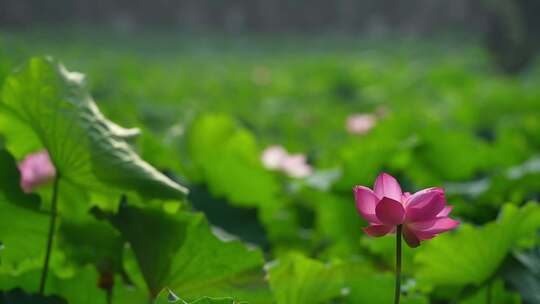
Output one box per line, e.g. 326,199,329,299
0,1,540,304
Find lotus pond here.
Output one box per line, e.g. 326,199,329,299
0,30,539,304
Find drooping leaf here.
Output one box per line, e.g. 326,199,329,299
105,204,270,302
0,57,187,200
415,203,540,288
266,253,344,304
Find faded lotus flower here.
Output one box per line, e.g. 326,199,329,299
346,113,377,135
261,145,288,170
353,173,459,247
280,154,313,178
261,145,313,178
18,150,56,193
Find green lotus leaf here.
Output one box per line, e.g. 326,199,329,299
0,57,187,200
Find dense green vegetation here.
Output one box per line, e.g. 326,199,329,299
0,30,539,303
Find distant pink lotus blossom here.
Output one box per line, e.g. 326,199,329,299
18,150,56,193
353,173,459,247
261,145,288,170
280,154,313,178
252,66,271,86
261,145,313,178
346,113,377,135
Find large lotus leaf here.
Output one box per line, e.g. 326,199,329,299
0,141,92,218
415,203,540,287
310,191,362,258
266,253,344,304
345,274,428,304
341,261,428,304
188,185,269,248
42,266,104,304
257,197,305,248
58,216,123,275
106,204,270,302
47,265,146,304
189,298,237,304
154,289,235,304
502,248,540,304
360,235,416,275
186,114,278,207
413,128,491,182
0,57,187,200
460,279,520,304
0,196,50,275
189,298,236,304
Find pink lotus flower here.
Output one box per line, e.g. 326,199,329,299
280,154,313,178
261,145,313,178
353,173,459,247
261,145,288,170
346,113,377,135
18,150,56,193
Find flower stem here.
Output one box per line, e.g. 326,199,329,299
39,175,60,295
394,225,402,304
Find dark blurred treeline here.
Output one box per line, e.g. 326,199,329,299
1,0,539,74
484,0,540,73
0,0,483,32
